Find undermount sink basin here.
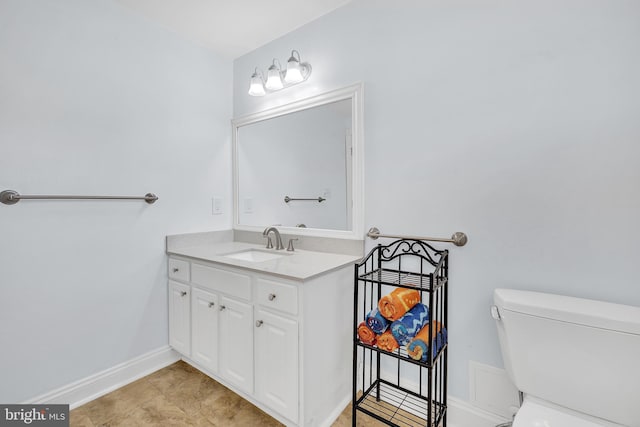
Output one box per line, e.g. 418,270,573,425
222,249,289,263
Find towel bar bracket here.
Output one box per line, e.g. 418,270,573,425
0,190,19,205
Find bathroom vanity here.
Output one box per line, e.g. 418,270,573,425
165,83,365,426
166,236,361,427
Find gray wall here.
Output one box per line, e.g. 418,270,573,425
0,0,232,402
233,0,640,400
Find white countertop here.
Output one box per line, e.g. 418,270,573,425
167,241,362,281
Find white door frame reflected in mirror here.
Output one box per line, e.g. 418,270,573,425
232,83,364,239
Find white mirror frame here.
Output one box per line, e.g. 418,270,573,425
232,83,364,239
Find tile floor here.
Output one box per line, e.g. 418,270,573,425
70,361,384,426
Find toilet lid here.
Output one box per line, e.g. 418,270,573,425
513,398,618,427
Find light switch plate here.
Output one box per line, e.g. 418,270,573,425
212,197,222,215
243,198,253,213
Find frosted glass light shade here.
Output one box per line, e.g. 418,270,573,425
284,59,303,84
248,73,265,96
265,66,284,90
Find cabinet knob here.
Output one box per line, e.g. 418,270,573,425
219,305,226,311
255,320,263,327
268,293,276,301
172,268,179,273
180,291,187,297
208,302,215,308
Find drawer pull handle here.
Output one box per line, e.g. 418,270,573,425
172,268,179,273
180,291,187,297
255,320,263,327
219,305,226,311
268,293,277,301
208,302,215,308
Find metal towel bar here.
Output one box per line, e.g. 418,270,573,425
0,190,158,205
284,195,325,203
367,227,468,247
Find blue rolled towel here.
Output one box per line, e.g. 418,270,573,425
365,308,390,334
390,303,429,346
407,322,448,363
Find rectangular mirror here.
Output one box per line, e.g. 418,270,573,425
232,84,363,239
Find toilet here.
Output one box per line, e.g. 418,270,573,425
492,288,640,427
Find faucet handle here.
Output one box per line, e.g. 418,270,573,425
287,238,299,252
265,236,273,249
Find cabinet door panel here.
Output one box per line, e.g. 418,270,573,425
255,308,299,423
219,296,253,394
191,287,218,373
169,281,191,356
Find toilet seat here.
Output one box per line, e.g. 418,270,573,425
513,397,623,427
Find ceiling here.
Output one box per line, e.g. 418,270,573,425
114,0,352,59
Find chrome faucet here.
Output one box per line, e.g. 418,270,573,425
262,226,284,250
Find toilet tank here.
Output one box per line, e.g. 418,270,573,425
493,288,640,427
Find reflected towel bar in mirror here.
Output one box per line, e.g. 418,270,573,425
0,190,158,205
367,227,468,247
284,196,326,203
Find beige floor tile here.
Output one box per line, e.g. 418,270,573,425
79,377,162,424
162,371,227,416
72,361,414,427
108,394,197,427
69,408,95,427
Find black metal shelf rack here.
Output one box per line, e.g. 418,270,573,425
352,239,449,427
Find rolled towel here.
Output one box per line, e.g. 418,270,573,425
378,288,421,321
390,303,430,346
365,308,390,334
377,330,399,352
357,322,376,345
406,321,448,363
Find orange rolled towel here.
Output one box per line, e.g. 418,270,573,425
357,322,376,345
377,330,399,352
378,288,421,321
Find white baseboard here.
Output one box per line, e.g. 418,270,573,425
318,393,351,427
25,346,180,409
448,395,510,427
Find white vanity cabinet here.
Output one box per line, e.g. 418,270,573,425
254,307,299,422
167,254,354,427
168,280,191,356
218,295,254,394
190,287,218,373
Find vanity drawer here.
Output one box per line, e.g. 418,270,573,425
256,278,298,315
169,258,190,282
191,263,251,300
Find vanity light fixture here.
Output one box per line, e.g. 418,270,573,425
248,50,312,97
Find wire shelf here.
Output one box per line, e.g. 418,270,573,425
355,380,445,427
357,268,447,291
356,340,447,369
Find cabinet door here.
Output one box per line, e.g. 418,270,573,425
191,287,219,374
169,280,191,356
219,296,253,394
255,308,299,423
